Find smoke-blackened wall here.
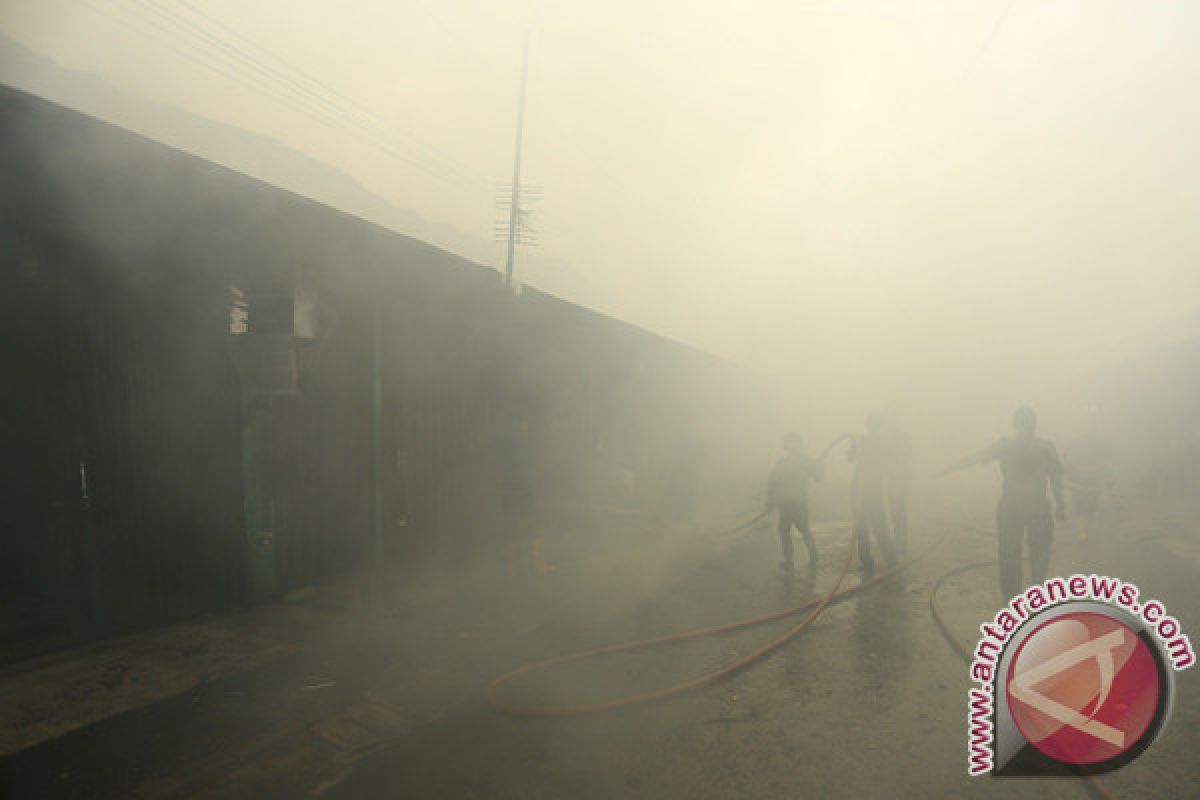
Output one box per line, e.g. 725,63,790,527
0,85,770,661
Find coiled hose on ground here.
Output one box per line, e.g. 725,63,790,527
485,520,943,716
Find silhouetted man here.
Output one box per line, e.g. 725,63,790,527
849,414,899,572
937,406,1065,600
766,433,825,574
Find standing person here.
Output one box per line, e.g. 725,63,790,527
500,415,555,577
882,415,913,556
1064,432,1112,543
936,406,1066,601
766,433,825,574
848,414,899,573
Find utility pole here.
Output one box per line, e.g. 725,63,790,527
504,31,530,290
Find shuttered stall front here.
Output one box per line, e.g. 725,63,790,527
0,226,245,656
2,84,771,661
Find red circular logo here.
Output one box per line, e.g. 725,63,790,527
1006,611,1160,765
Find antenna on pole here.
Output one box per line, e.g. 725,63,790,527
503,31,531,290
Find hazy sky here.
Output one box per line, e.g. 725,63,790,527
4,0,1200,430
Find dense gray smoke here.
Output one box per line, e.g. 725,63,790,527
2,3,1199,799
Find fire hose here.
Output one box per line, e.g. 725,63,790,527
486,432,931,716
485,526,944,716
485,454,1122,797
714,433,855,540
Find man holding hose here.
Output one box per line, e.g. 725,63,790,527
766,433,826,575
848,414,900,573
936,405,1066,600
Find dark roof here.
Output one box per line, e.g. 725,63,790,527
0,81,738,371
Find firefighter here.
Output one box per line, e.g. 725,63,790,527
936,406,1066,600
848,414,899,573
766,433,825,574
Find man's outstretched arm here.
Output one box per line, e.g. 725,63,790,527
934,443,997,478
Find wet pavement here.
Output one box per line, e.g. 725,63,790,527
2,503,1198,799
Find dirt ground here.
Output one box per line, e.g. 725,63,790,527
1,499,1197,799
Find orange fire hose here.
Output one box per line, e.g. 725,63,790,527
713,508,770,537
485,527,943,716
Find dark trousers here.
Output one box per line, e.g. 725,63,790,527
888,476,910,554
778,501,818,567
855,492,898,568
996,494,1053,601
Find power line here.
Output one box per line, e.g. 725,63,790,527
149,2,581,254
75,0,479,190
131,0,357,128
166,0,487,186
72,0,585,261
140,0,478,186
76,0,346,132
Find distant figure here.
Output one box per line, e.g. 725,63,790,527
882,415,913,555
848,414,899,573
500,416,554,577
1064,433,1112,543
766,433,826,574
937,406,1066,600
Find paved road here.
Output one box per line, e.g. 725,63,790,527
324,512,1200,800
2,505,1197,799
